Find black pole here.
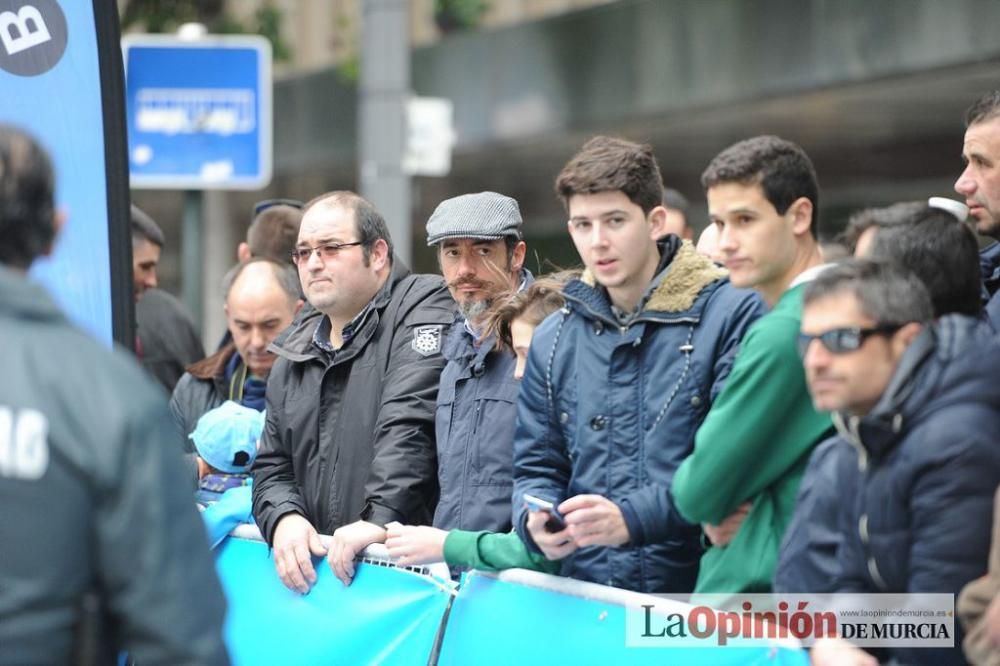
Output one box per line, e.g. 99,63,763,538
92,0,133,349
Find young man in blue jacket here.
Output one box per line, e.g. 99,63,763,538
512,136,766,593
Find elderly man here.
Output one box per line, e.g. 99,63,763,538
252,191,454,592
170,258,302,439
425,192,531,533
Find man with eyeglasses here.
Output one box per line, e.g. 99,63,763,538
251,191,454,593
671,135,835,593
799,259,1000,666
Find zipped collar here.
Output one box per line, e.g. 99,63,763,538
563,237,728,330
269,258,411,364
832,314,994,465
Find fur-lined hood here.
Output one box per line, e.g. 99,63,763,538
568,237,728,322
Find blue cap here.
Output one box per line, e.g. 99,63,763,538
189,401,265,474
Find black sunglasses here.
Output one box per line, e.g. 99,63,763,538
253,198,303,218
291,241,366,265
797,324,904,357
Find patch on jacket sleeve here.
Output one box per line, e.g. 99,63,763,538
411,325,443,356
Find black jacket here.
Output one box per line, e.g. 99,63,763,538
136,288,205,393
833,315,1000,665
169,343,237,444
252,260,455,543
0,266,228,665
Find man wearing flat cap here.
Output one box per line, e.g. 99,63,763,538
425,191,532,534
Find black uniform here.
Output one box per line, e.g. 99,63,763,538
0,266,229,665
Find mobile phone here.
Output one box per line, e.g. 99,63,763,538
523,493,567,532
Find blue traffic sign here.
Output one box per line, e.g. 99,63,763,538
123,34,272,190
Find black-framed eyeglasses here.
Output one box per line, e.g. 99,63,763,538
291,241,365,265
253,198,303,218
797,324,904,357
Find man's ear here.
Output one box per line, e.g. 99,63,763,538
891,321,923,358
788,197,814,238
511,240,527,273
371,238,390,271
41,209,67,258
237,242,252,263
647,206,668,240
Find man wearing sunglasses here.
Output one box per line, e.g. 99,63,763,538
671,135,835,593
800,259,1000,666
251,191,454,593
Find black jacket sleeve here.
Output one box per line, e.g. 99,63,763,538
251,359,309,544
362,278,454,527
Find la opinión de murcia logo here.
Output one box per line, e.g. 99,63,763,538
0,0,67,77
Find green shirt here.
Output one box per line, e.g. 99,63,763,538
672,282,834,593
443,530,559,574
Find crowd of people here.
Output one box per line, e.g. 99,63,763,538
4,89,1000,665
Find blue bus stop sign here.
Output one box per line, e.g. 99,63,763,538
123,34,272,190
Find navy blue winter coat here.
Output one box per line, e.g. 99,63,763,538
832,315,1000,665
979,241,1000,330
512,238,766,594
433,307,524,532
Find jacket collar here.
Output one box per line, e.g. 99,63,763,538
833,314,994,462
186,342,237,381
269,257,412,364
565,237,728,326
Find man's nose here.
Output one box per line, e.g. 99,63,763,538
955,166,976,196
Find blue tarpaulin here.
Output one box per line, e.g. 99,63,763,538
214,537,453,665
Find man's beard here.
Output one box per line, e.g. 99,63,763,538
457,297,491,322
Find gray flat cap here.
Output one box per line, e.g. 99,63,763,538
426,191,523,245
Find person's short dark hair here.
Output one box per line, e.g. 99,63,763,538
867,205,982,318
247,204,303,265
555,136,664,215
662,187,689,212
838,201,921,254
221,257,300,303
803,258,934,326
131,204,165,247
701,135,821,239
0,125,55,270
965,90,1000,128
302,191,394,265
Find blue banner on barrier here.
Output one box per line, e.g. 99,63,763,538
1,0,122,345
438,571,810,666
214,538,452,665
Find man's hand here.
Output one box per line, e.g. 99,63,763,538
272,513,327,594
560,494,631,548
384,522,447,566
810,637,878,666
328,520,386,586
525,510,577,560
702,501,752,547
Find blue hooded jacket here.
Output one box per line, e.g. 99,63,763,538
832,315,1000,665
512,238,766,593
